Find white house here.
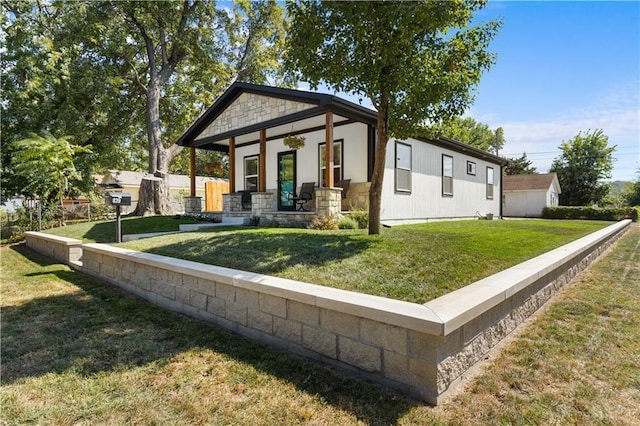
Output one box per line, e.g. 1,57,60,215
177,82,506,225
503,173,561,218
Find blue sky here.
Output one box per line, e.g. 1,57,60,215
313,1,640,182
470,0,639,181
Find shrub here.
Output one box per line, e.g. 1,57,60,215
541,206,638,222
309,214,339,230
337,216,358,229
348,208,369,229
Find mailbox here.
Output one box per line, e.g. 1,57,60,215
105,192,132,206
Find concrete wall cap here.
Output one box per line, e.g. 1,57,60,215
25,231,82,246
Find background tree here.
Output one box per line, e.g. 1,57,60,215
434,116,505,154
11,133,93,225
1,1,146,175
1,0,288,214
504,152,537,175
286,1,500,234
550,129,616,206
625,169,640,206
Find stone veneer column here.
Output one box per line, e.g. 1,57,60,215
184,196,202,213
315,188,342,217
222,194,232,213
252,192,276,215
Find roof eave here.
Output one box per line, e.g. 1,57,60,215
414,135,508,166
177,82,377,147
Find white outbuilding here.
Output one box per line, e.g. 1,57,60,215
503,173,561,217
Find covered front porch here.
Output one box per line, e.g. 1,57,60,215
178,82,376,226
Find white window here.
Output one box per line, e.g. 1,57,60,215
244,155,259,191
442,154,453,196
319,140,342,187
486,166,494,199
395,141,412,192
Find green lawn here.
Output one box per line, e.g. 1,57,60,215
117,219,609,303
43,215,199,243
45,218,610,303
3,224,638,424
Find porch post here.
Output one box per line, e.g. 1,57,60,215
259,128,267,192
325,111,334,188
229,137,236,193
190,147,196,197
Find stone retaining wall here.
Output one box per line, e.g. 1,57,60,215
24,220,631,404
24,231,83,265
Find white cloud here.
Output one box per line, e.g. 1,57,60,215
471,82,640,180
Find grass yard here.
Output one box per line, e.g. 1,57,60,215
43,215,199,243
2,225,638,424
117,219,609,303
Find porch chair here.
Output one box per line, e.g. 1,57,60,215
336,179,350,199
291,182,316,211
239,190,253,210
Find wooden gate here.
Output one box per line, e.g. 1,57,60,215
204,180,229,212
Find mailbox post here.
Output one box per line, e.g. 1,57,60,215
104,192,132,243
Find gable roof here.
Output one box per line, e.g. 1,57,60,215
177,82,506,165
177,82,377,149
503,173,561,192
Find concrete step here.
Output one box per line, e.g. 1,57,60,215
179,216,247,232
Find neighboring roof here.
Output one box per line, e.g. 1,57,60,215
176,82,506,166
99,171,227,190
503,173,561,193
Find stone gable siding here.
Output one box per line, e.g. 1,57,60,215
195,92,316,140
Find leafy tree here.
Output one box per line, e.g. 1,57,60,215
1,1,288,215
170,150,229,178
435,117,505,154
625,170,640,206
286,1,500,234
1,1,146,172
550,129,616,206
504,152,537,175
493,127,505,156
11,133,93,224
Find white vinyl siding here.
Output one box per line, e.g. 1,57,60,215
381,137,502,223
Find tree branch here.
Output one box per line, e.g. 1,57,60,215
129,12,157,79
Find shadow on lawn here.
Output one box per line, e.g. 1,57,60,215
140,229,375,275
68,216,197,243
2,244,421,423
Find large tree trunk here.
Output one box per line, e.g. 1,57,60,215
369,98,390,235
132,77,182,216
133,172,172,216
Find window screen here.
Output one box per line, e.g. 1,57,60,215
486,166,494,199
395,142,412,192
442,155,453,196
244,156,259,191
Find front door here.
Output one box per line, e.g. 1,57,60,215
278,151,296,211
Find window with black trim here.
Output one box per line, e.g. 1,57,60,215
442,154,453,196
467,161,476,175
319,140,342,187
395,141,412,192
486,166,494,199
244,155,259,191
